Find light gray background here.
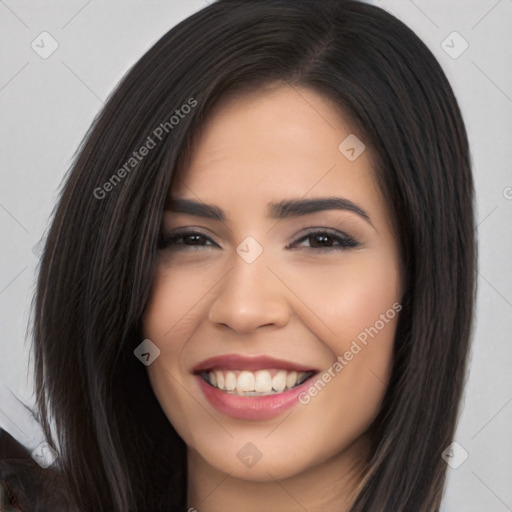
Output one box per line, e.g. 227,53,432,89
0,1,511,510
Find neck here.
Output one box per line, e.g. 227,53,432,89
186,435,371,512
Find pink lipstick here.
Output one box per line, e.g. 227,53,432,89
193,355,318,421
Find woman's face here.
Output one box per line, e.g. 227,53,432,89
143,85,402,482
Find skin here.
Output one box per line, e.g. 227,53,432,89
142,84,403,511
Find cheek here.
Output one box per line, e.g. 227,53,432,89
141,266,201,368
142,265,208,445
288,261,400,467
283,250,400,413
142,262,214,342
279,247,401,344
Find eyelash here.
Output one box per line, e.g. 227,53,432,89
158,229,359,252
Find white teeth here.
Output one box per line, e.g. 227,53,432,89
205,368,311,395
237,371,255,392
272,370,287,392
254,370,272,393
225,371,236,391
286,371,298,389
215,371,224,389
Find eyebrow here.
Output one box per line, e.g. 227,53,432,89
166,197,373,226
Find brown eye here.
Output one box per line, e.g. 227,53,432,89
309,233,335,248
159,231,220,250
181,234,209,245
289,230,359,251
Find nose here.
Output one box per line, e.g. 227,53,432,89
208,255,292,334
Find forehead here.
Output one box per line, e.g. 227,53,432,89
172,85,379,207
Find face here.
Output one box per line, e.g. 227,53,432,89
142,85,402,482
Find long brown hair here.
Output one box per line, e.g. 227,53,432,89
30,0,476,510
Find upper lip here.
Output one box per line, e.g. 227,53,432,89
192,354,318,373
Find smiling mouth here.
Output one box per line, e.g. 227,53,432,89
199,369,315,396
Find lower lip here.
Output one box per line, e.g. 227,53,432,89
196,375,314,421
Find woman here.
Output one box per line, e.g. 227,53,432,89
6,0,476,510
